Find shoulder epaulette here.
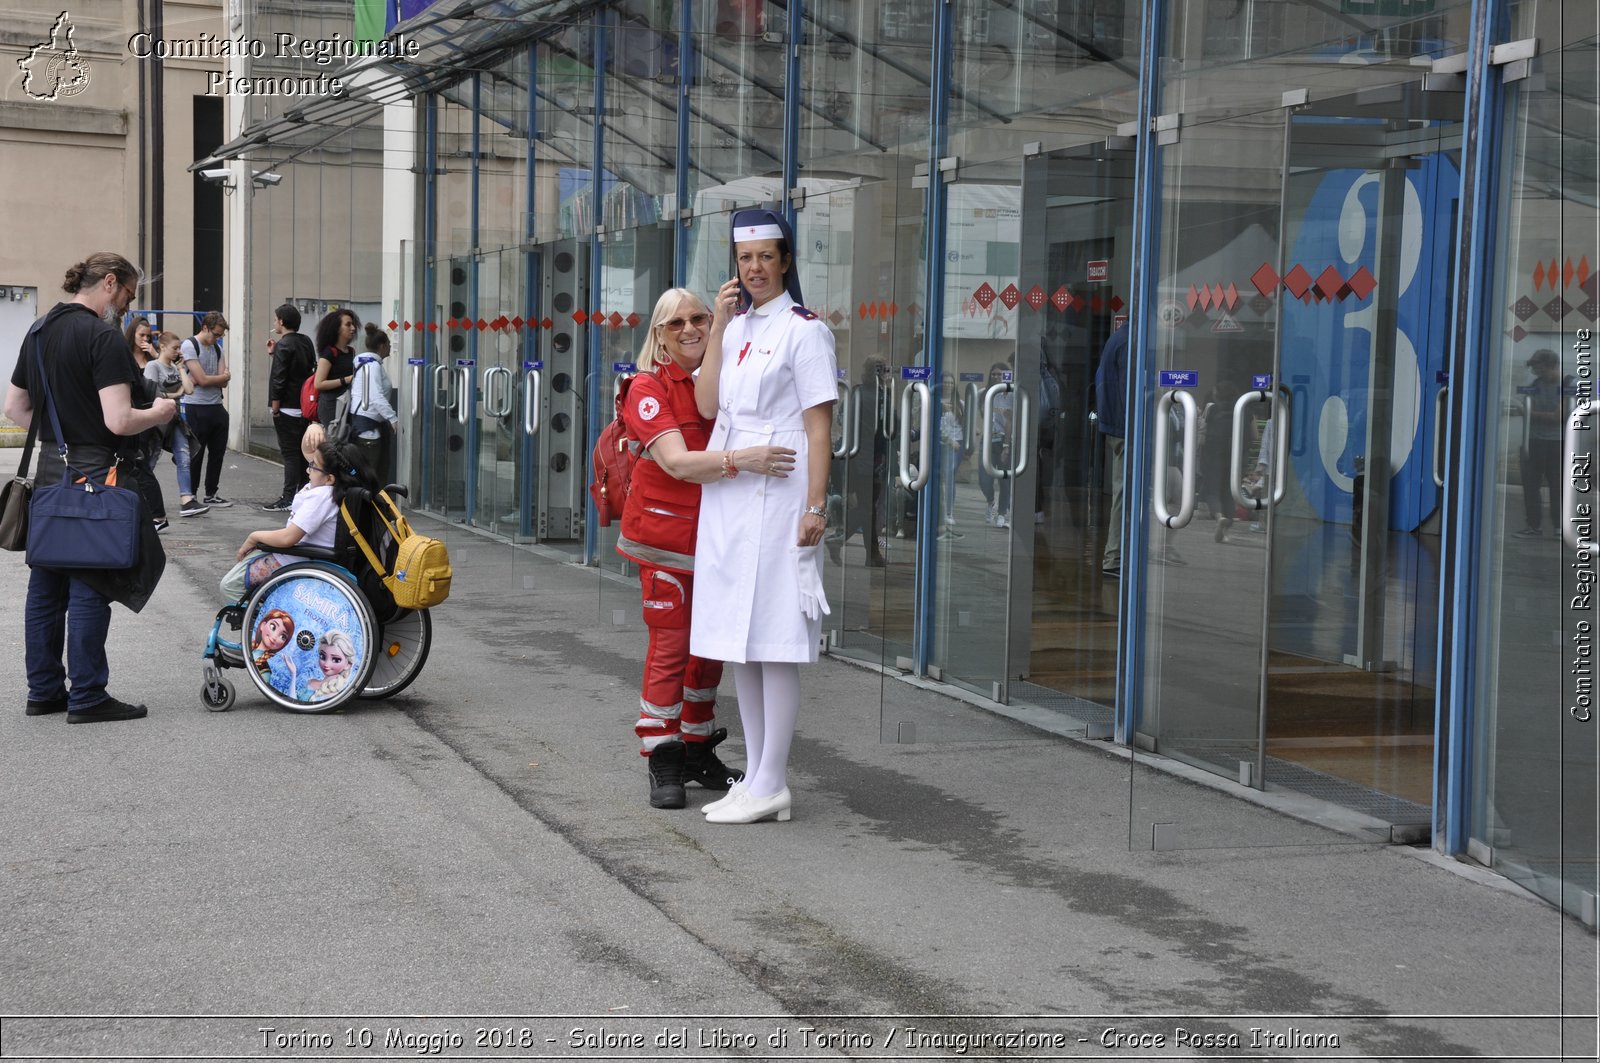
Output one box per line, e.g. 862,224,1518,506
790,305,819,320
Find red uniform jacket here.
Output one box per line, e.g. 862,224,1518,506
616,359,714,573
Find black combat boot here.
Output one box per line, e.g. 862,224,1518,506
647,739,688,809
683,728,745,791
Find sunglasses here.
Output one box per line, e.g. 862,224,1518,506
659,313,710,332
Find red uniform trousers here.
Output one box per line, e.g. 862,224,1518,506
635,563,723,755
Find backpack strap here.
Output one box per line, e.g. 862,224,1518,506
338,499,388,575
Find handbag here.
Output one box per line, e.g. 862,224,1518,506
20,332,144,571
326,389,353,443
299,374,319,420
0,412,38,551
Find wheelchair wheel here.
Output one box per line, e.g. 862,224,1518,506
201,675,235,712
359,608,432,700
240,564,377,713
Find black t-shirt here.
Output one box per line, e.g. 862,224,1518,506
320,345,355,398
10,303,140,449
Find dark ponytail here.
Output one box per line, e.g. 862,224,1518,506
363,322,390,353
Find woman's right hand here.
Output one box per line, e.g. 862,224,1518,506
736,445,796,478
711,278,742,331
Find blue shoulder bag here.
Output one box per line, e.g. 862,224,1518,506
24,328,144,571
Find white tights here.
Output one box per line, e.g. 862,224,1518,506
732,661,800,798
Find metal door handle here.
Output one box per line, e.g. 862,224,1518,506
612,371,634,422
1153,389,1199,529
898,379,932,491
1011,390,1032,477
432,364,455,411
1564,399,1597,554
847,385,862,458
1230,390,1271,512
833,380,850,458
979,381,1012,479
964,382,981,456
523,369,541,436
1433,386,1448,489
483,365,513,418
410,361,422,416
457,366,471,426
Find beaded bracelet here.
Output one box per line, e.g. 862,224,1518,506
721,450,739,479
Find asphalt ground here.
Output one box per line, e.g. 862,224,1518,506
0,442,1595,1062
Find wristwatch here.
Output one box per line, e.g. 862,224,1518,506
804,505,828,521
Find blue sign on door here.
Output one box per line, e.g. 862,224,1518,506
1159,370,1199,388
900,366,932,381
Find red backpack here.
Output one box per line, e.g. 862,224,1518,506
589,376,638,527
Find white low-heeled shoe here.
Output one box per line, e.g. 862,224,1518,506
705,786,791,824
701,781,747,816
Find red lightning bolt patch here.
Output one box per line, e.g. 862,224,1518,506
736,342,752,366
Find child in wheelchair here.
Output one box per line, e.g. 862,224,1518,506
220,439,357,601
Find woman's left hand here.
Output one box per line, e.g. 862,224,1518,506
798,510,826,548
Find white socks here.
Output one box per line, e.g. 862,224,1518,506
732,661,800,798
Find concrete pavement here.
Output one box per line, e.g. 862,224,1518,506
0,443,1594,1061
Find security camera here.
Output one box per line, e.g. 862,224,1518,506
199,167,234,183
252,171,282,187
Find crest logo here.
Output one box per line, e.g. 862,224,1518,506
18,11,91,101
637,396,660,421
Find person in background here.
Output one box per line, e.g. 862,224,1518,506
145,331,207,519
1517,348,1568,538
350,324,401,485
5,252,176,723
180,311,233,508
264,303,317,511
1094,323,1127,576
123,315,168,531
979,360,1014,528
616,287,795,809
312,308,359,433
692,208,838,825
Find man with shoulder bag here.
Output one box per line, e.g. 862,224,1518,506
3,253,176,724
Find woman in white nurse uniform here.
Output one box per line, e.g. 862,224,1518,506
691,208,838,825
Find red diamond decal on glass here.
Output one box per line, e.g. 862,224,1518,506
858,302,868,319
1565,258,1576,289
446,317,459,329
1110,295,1125,313
1545,296,1572,320
1091,294,1106,313
1346,267,1377,301
1337,283,1353,301
1025,285,1046,311
387,320,398,330
1510,325,1528,342
573,310,588,324
426,322,438,332
1210,283,1226,308
609,312,624,329
511,316,524,329
998,284,1021,310
1315,266,1344,301
874,301,885,319
402,321,413,331
464,319,477,331
1051,286,1071,312
476,318,488,330
1549,259,1560,288
888,302,899,317
627,313,641,327
541,318,553,330
1251,264,1280,298
1282,265,1314,298
1533,261,1547,290
973,283,997,309
1578,256,1592,291
1187,284,1200,311
1224,284,1238,312
1512,296,1537,320
1197,285,1213,311
1578,298,1598,321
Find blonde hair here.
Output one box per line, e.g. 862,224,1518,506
639,288,710,370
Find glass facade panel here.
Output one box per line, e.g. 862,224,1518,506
1471,3,1600,921
686,0,785,199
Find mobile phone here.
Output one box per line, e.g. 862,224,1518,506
728,245,752,314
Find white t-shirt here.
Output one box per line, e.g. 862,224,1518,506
271,483,337,566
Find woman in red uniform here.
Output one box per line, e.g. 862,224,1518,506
617,287,798,809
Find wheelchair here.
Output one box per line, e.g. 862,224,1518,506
199,485,434,714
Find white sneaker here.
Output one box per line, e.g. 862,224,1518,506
996,514,1010,528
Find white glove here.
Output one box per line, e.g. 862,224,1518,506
797,544,831,621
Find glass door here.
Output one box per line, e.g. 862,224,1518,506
1133,20,1466,848
473,247,526,535
420,254,473,521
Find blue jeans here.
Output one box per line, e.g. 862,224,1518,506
171,425,195,498
25,565,113,709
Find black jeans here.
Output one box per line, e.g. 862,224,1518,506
272,412,310,501
182,403,229,499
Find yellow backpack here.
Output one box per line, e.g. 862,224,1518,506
340,490,452,610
